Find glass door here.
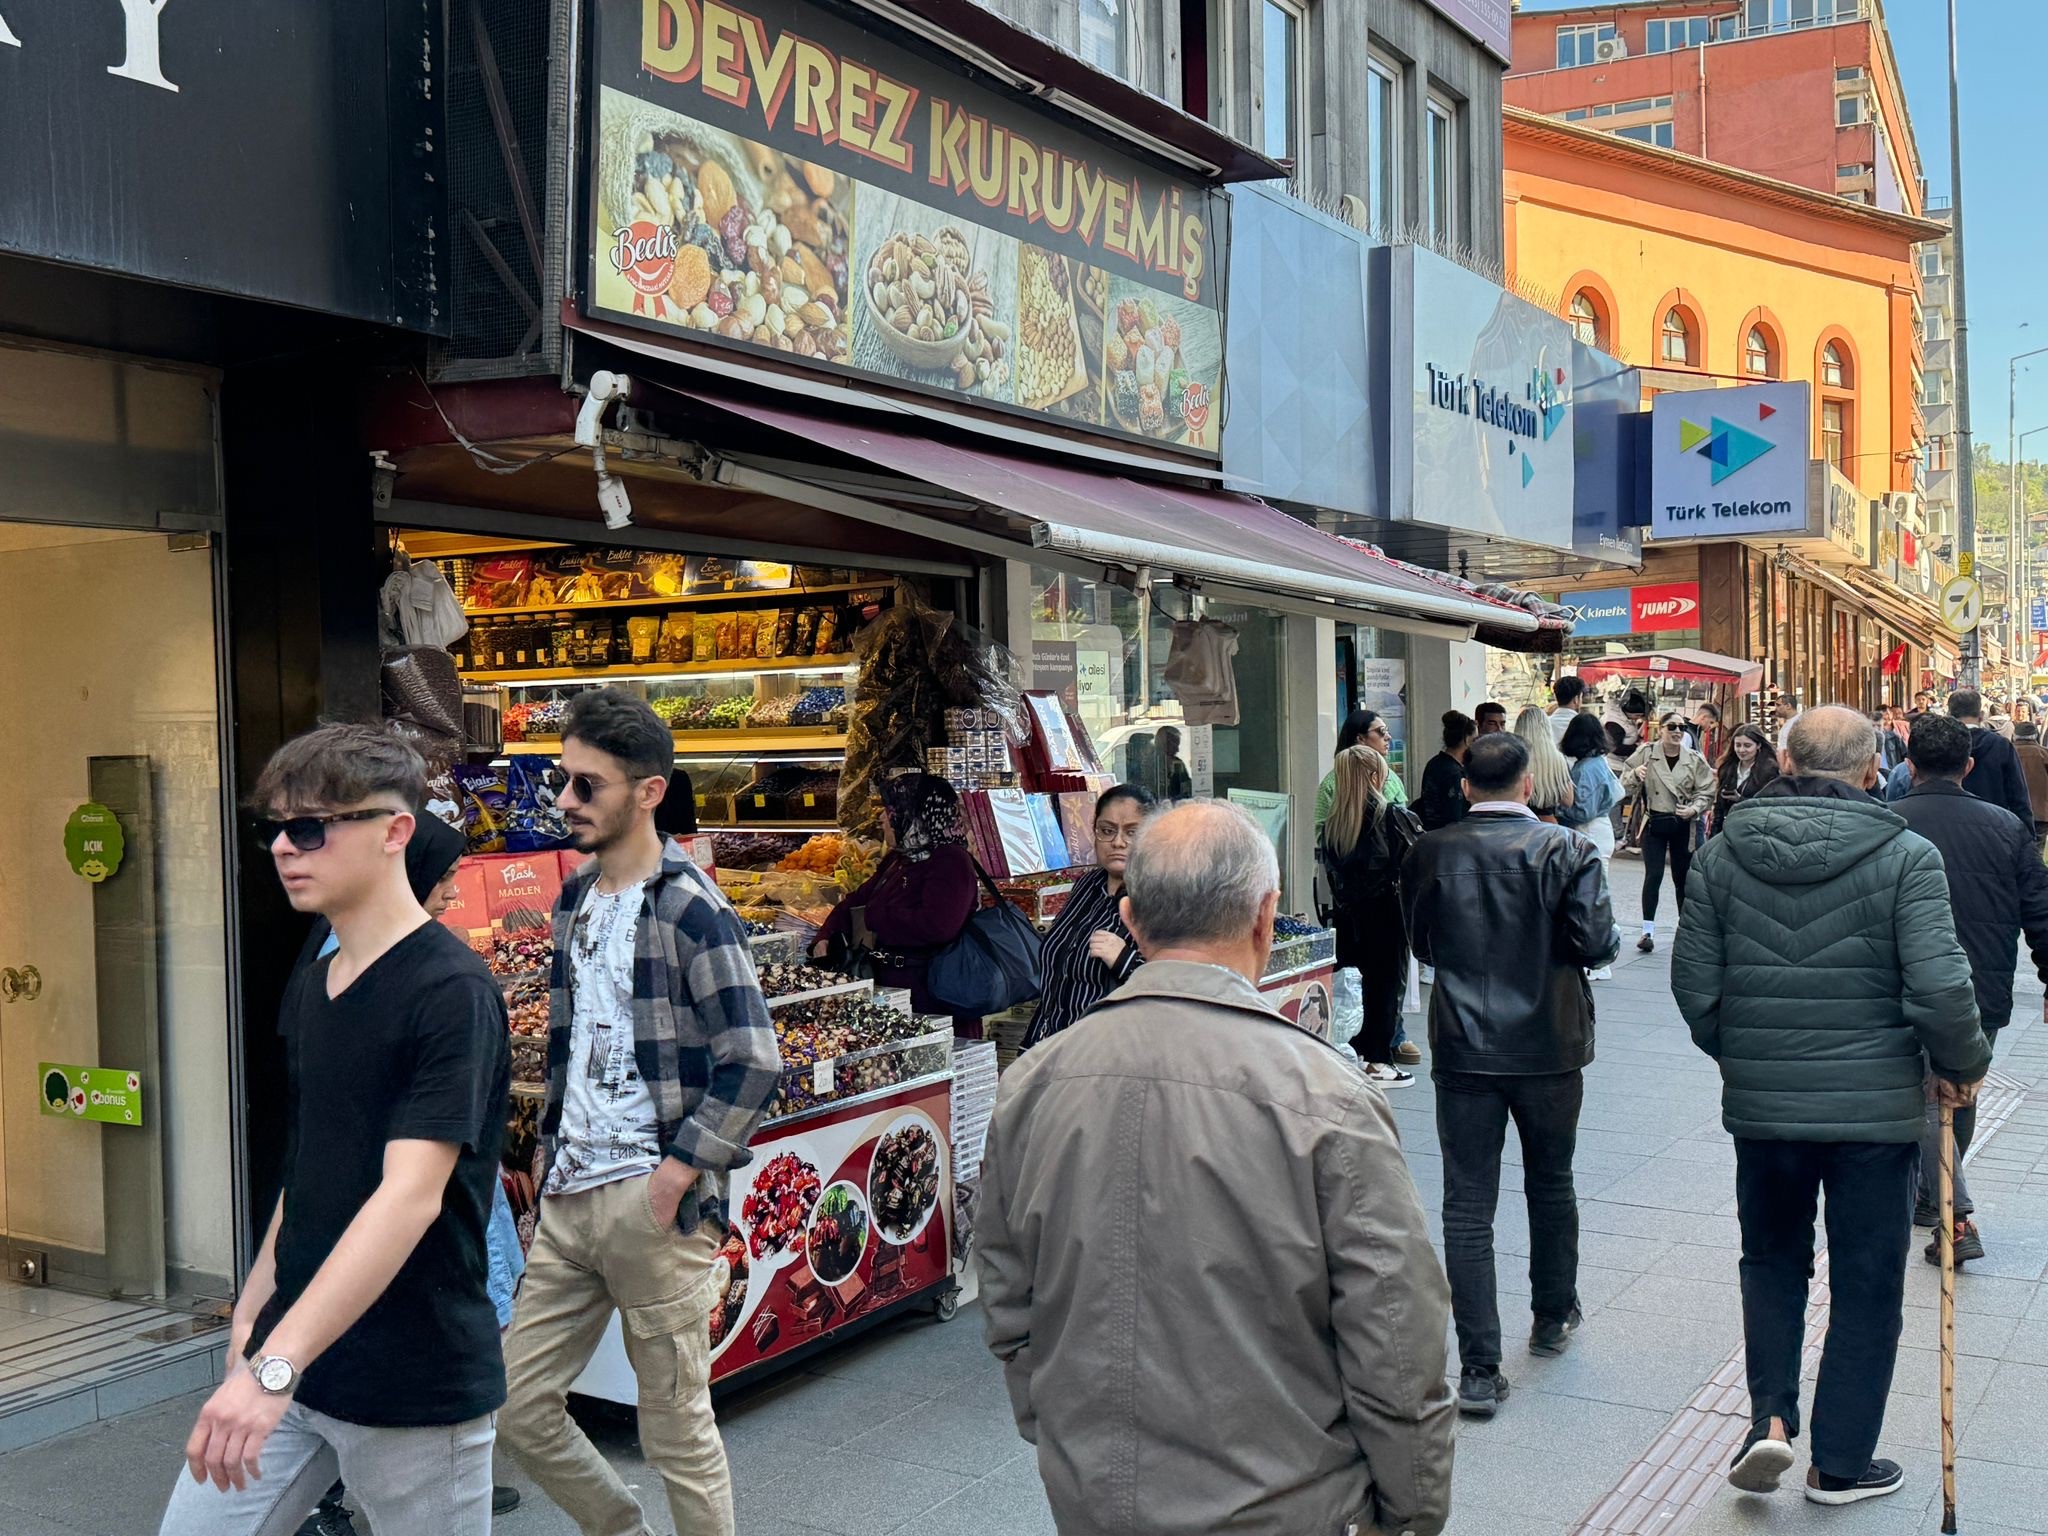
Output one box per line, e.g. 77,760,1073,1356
0,523,233,1323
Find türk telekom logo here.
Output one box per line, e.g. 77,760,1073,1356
1632,582,1700,632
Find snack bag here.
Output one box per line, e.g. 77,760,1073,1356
450,764,510,854
504,756,572,853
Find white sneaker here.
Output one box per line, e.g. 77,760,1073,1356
1589,966,1613,981
1362,1062,1415,1088
1419,964,1436,985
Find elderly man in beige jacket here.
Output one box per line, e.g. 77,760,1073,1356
978,800,1455,1536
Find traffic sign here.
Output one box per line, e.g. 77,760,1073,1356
1940,575,1984,635
1959,551,1975,577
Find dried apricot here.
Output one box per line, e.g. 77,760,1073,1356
800,161,835,198
697,159,737,227
668,244,713,310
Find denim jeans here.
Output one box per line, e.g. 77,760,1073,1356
1734,1138,1915,1481
1917,1094,1977,1218
157,1401,494,1536
1436,1069,1584,1372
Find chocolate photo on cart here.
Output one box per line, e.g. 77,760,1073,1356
806,1181,872,1286
867,1113,943,1244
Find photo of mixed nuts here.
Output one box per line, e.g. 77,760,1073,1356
850,191,1015,401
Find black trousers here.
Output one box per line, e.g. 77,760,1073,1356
1734,1138,1915,1480
1341,891,1409,1065
1437,1069,1583,1371
1640,812,1693,922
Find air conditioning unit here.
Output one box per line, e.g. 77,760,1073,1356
1593,36,1629,62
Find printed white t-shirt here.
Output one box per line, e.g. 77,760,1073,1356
542,883,662,1196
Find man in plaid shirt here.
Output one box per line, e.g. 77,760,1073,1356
500,688,778,1536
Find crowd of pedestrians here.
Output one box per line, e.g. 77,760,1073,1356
151,672,2048,1536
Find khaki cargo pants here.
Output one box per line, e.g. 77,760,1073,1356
500,1174,731,1536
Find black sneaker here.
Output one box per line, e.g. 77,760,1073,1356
1530,1306,1585,1357
296,1503,359,1536
1805,1459,1905,1505
1924,1219,1985,1265
1727,1422,1795,1493
1913,1202,1939,1228
1457,1366,1509,1418
1637,932,1656,953
492,1485,522,1515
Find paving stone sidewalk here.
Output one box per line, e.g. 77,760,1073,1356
7,870,2048,1535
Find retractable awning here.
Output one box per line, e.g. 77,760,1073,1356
681,388,1542,640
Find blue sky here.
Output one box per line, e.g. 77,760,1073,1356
1517,1,2048,461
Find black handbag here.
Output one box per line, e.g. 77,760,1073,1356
926,862,1044,1017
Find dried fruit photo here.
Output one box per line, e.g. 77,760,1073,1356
849,189,1015,402
706,1229,751,1353
806,1181,872,1285
868,1117,942,1243
1101,277,1225,449
593,86,854,363
741,1150,823,1260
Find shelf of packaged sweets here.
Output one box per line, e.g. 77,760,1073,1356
461,581,885,618
467,656,856,685
503,729,847,756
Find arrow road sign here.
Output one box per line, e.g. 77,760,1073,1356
1941,575,1984,635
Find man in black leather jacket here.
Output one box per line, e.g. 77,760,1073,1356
1402,732,1621,1419
1897,713,2048,1266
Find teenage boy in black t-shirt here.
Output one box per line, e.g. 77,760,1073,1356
158,725,511,1536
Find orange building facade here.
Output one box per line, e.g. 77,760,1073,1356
1505,107,1949,708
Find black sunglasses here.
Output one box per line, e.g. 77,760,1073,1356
256,809,397,852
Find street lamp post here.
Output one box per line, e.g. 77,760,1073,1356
2012,345,2048,701
1949,0,1978,686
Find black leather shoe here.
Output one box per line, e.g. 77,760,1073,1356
1637,932,1656,953
493,1485,522,1515
1727,1421,1795,1494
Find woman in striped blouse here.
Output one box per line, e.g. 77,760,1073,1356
1021,784,1157,1050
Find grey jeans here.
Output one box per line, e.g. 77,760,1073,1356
157,1399,495,1536
1918,1093,1977,1219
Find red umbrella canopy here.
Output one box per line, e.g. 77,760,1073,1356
1576,648,1765,694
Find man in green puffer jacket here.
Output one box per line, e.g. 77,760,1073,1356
1672,706,1990,1511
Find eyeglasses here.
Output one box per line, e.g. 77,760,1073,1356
565,772,608,802
256,809,397,852
1094,823,1140,844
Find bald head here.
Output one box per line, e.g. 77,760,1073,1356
1783,705,1881,784
1121,800,1281,980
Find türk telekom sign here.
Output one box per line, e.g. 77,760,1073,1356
1632,582,1701,633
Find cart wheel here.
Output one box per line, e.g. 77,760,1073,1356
932,1285,960,1323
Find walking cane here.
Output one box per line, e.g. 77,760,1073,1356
1939,1099,1958,1534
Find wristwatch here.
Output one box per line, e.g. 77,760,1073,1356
250,1354,301,1396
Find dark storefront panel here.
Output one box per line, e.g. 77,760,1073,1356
0,0,445,330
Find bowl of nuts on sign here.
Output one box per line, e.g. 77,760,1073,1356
865,227,1009,391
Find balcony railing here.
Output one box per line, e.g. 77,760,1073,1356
1923,272,1952,310
1924,333,1953,371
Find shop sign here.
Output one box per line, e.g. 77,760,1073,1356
0,1,442,330
39,1063,143,1127
1384,244,1579,556
585,0,1228,454
63,802,124,883
1632,582,1701,633
1570,336,1643,564
2031,600,2045,632
1558,586,1632,638
1650,382,1811,541
1422,0,1513,61
1817,462,1871,564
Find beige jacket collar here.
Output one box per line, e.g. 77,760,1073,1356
1103,958,1294,1024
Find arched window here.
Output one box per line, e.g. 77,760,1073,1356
1745,325,1777,378
1569,291,1601,346
1661,307,1694,366
1821,342,1849,388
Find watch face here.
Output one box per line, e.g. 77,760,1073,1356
256,1357,294,1393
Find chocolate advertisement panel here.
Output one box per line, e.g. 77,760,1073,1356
585,0,1226,454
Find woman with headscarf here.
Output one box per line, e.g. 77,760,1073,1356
298,811,469,967
813,772,979,1018
1513,705,1578,823
1022,784,1155,1050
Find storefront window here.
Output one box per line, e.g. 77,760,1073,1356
1029,566,1285,812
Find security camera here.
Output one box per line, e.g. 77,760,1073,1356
597,470,633,530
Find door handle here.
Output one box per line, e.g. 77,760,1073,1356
17,966,38,1001
0,968,17,1004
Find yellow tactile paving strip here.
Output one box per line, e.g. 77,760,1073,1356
1569,1070,2027,1536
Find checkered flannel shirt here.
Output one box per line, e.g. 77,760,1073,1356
542,839,781,1233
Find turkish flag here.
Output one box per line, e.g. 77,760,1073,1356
1880,642,1908,676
